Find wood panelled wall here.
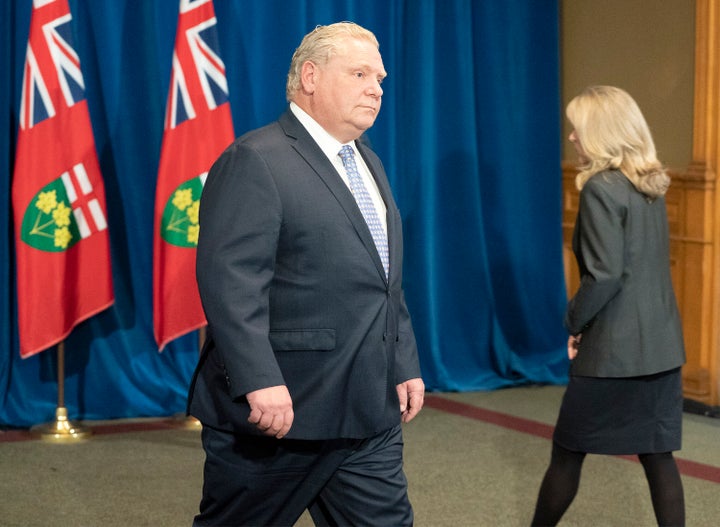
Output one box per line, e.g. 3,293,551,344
562,0,720,408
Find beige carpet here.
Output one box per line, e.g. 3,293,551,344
1,385,718,526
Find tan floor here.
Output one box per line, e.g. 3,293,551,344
1,385,718,526
403,387,720,526
298,386,720,526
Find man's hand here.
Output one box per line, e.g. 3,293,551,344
245,385,294,438
396,377,425,423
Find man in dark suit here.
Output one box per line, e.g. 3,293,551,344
188,22,424,526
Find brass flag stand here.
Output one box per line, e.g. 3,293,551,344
31,341,92,442
181,326,205,429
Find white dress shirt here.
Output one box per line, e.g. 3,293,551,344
289,102,388,234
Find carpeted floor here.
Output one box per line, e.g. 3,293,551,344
1,385,718,526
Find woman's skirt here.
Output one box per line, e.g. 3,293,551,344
553,367,683,455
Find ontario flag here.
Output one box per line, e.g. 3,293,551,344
153,0,234,350
12,0,114,358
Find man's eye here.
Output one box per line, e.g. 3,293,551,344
355,72,364,78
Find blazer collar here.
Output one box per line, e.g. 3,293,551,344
279,109,391,283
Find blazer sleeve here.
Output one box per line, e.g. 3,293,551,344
564,177,626,335
196,141,286,399
394,289,422,383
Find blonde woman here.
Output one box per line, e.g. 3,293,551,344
531,86,686,526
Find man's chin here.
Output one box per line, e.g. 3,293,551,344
355,116,377,132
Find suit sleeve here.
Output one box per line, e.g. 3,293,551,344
395,290,422,383
196,142,285,399
564,178,625,335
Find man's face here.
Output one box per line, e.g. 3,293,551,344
310,38,387,143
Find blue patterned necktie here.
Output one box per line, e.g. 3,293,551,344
338,145,389,278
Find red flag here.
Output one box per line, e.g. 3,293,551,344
12,0,114,358
153,0,234,350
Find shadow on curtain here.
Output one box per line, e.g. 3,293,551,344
0,0,567,427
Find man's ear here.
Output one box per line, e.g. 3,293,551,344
300,61,317,94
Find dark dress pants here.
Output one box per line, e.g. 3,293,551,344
193,424,413,527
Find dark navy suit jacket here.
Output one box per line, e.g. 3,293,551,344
188,109,421,439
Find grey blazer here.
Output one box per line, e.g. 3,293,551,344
187,109,421,440
565,170,685,377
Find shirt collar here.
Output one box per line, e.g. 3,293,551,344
289,102,357,161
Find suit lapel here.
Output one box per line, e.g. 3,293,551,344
356,140,397,282
279,111,389,283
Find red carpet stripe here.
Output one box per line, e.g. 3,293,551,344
0,418,187,443
4,397,720,485
424,394,720,485
424,394,555,439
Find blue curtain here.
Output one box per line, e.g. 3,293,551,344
0,0,568,428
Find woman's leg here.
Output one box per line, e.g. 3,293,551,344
531,441,586,526
638,452,685,526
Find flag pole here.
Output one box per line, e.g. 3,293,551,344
182,327,205,429
31,341,92,442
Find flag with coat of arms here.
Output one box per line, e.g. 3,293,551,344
153,0,235,350
12,0,114,358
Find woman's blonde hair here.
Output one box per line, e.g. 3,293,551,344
286,22,379,102
566,85,670,198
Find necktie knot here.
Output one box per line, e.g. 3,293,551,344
338,145,355,168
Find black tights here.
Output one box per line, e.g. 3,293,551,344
639,451,685,526
531,442,685,526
